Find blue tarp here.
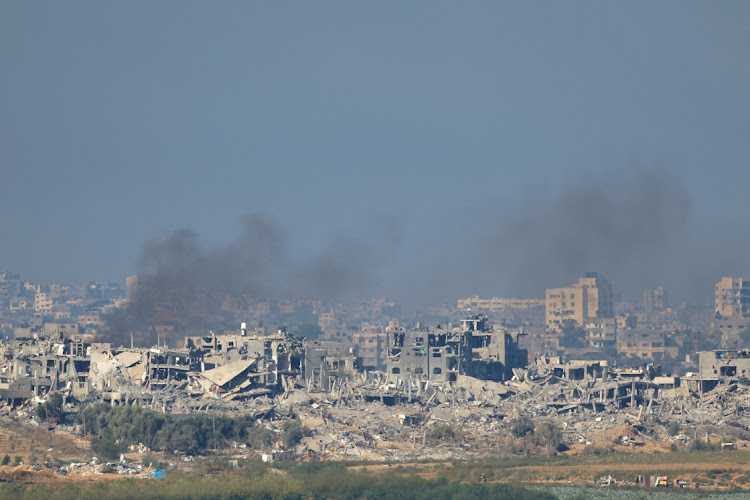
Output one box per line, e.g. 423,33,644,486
149,468,166,479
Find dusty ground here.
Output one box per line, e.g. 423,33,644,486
0,420,90,465
2,416,750,491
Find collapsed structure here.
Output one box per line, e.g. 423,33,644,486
387,316,527,384
5,319,750,464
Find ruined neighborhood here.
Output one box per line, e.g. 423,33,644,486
1,269,750,493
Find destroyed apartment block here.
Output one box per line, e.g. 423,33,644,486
0,331,94,406
386,316,528,385
1,325,309,410
693,349,750,393
188,358,273,400
304,341,358,392
11,318,750,463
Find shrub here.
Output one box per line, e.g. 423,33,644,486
91,432,128,460
690,437,716,452
282,420,304,448
534,420,562,453
427,423,456,441
511,417,535,438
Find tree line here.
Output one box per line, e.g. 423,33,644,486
75,403,303,458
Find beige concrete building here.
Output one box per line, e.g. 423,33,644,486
715,277,750,346
716,277,750,318
353,331,387,370
617,328,678,360
545,272,614,332
34,292,53,313
318,307,336,332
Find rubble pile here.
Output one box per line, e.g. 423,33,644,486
3,321,750,461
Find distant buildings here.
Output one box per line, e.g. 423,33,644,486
616,328,678,360
643,286,668,313
457,296,544,313
34,292,53,313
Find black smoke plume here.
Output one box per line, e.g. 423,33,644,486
104,214,385,346
400,167,748,306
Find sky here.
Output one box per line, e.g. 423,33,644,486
1,2,749,306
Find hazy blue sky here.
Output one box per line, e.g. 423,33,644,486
2,2,749,304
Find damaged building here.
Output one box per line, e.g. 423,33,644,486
386,316,528,384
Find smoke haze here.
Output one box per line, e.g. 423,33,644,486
105,214,389,345
106,167,750,344
397,167,748,307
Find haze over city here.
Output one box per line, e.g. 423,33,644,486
5,5,750,497
2,2,749,307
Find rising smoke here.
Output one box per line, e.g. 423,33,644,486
398,167,748,307
106,168,749,345
104,214,387,345
486,168,693,299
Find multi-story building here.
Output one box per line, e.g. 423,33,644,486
643,287,668,313
616,328,678,360
584,318,616,349
34,292,53,314
545,272,614,332
317,308,336,332
353,330,387,371
716,277,750,318
386,316,528,384
715,277,750,346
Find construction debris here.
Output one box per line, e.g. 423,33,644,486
2,320,750,462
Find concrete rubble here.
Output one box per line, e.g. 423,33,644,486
2,317,750,461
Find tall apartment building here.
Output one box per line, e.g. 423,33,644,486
715,277,750,346
546,272,614,332
716,277,750,318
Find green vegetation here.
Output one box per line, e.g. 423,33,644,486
559,320,586,348
535,420,563,454
0,464,555,500
76,402,304,456
668,421,681,436
281,419,305,448
507,417,564,455
35,392,65,422
426,423,457,441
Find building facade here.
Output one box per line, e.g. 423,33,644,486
715,277,750,346
546,272,614,332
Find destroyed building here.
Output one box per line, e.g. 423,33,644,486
0,325,308,411
0,331,94,405
386,316,528,384
696,349,750,392
304,341,358,391
9,316,750,467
